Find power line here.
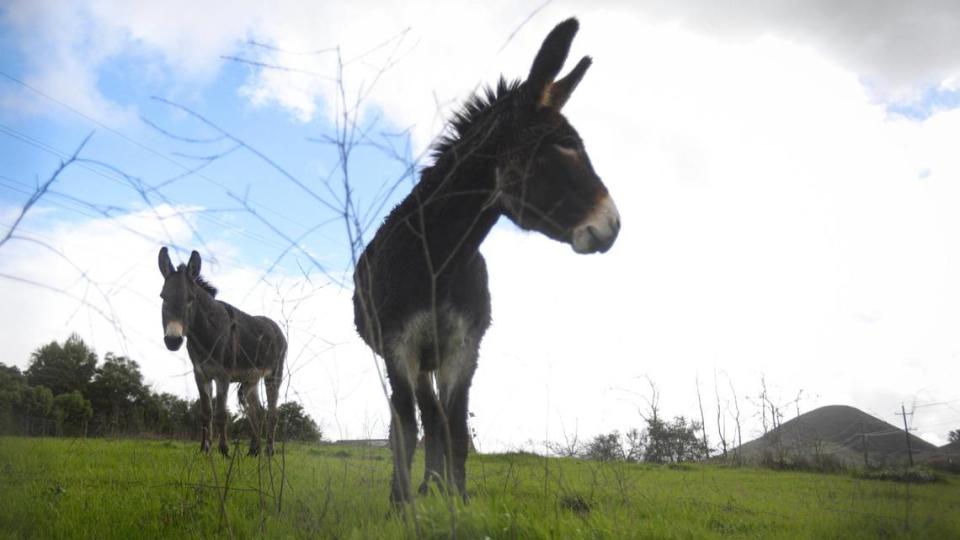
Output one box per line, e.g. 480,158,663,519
0,176,103,222
0,70,326,239
0,124,292,254
913,397,960,408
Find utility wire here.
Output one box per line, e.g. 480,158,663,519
0,71,321,236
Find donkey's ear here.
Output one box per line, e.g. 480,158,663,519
526,18,579,107
186,250,202,280
158,247,175,279
545,56,591,111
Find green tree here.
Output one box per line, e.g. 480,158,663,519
19,385,54,435
624,428,646,462
663,416,708,462
25,334,97,396
583,431,626,461
140,392,191,436
949,429,959,444
641,415,708,464
643,417,670,463
233,401,323,443
278,401,322,442
87,353,148,434
53,391,93,436
0,363,28,433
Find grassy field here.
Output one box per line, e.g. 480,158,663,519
0,437,958,539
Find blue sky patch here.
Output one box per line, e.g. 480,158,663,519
886,86,960,120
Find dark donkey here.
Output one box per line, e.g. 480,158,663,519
353,18,619,504
159,247,287,456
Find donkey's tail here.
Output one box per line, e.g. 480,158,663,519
237,383,247,409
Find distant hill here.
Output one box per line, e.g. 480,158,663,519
727,405,939,468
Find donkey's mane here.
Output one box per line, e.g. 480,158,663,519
176,263,218,298
368,78,521,240
429,77,521,160
195,276,218,298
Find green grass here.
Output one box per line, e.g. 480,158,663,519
1,437,958,539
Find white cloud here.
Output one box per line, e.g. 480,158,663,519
612,0,960,104
235,1,555,147
8,1,959,131
1,0,264,125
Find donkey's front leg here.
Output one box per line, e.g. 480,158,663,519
214,378,231,457
195,374,213,453
387,375,418,506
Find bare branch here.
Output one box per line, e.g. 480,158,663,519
0,132,92,248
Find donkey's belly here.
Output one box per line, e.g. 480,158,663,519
191,360,227,381
229,367,274,383
388,307,481,391
191,359,272,383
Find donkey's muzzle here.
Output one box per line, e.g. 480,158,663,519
572,195,620,254
164,336,184,351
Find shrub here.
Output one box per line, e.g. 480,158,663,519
854,466,940,484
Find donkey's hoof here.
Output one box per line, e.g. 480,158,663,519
417,479,444,496
247,447,260,457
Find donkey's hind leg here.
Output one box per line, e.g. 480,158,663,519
241,381,264,456
438,349,478,502
415,373,446,495
264,374,281,456
444,383,473,500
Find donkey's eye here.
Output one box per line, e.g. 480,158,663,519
555,138,579,150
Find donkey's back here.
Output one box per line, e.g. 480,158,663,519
221,301,286,378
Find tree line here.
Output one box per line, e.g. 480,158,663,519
0,333,321,442
547,415,709,464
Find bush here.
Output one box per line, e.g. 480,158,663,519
759,449,847,474
854,466,941,484
582,432,625,462
924,455,960,474
52,391,93,436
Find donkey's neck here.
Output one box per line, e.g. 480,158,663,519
186,289,229,353
406,152,501,270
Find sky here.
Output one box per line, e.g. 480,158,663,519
1,0,959,451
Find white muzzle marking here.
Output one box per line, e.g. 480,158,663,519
572,194,620,254
165,321,184,338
